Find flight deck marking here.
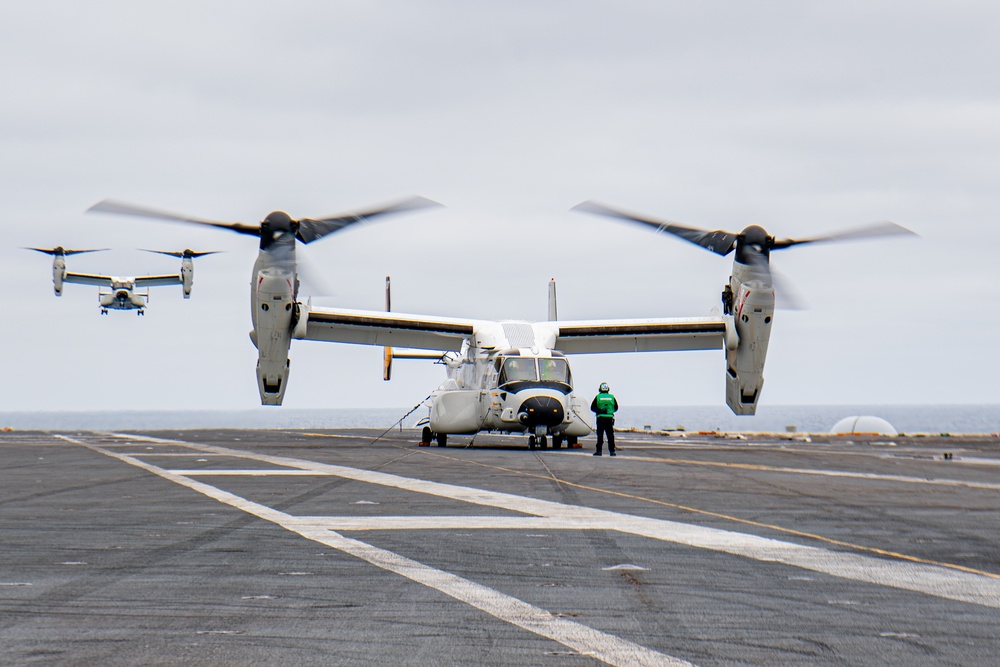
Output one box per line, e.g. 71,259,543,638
106,432,1000,581
412,447,1000,581
171,469,330,476
91,432,1000,606
57,435,689,667
604,453,1000,491
293,516,611,530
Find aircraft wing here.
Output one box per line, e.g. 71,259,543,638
547,316,726,354
134,275,182,288
302,306,479,352
62,272,112,287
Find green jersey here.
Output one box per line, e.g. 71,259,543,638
591,392,618,419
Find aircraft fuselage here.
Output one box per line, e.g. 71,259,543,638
98,279,147,314
428,347,592,446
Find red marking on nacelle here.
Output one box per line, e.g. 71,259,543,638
736,288,751,319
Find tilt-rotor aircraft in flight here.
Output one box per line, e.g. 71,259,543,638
26,246,218,315
89,198,914,448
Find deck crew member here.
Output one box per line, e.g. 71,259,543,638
591,382,618,456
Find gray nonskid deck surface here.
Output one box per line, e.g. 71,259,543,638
2,428,999,666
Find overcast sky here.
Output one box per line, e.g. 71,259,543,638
3,1,998,414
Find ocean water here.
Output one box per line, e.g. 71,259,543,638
1,404,997,434
618,404,1000,435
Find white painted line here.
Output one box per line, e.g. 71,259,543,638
610,453,1000,491
61,435,691,667
294,524,687,667
948,456,1000,467
124,453,227,457
294,516,609,531
93,434,1000,608
170,469,329,476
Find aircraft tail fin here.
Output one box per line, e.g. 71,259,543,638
384,276,392,380
382,276,444,380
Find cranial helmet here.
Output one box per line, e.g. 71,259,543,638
599,382,609,393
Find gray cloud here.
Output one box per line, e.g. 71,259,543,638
2,1,998,413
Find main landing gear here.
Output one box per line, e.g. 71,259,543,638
420,426,447,447
529,434,578,450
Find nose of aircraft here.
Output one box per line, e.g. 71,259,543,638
517,395,565,427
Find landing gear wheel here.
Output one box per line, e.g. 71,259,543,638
568,435,579,448
421,426,432,446
552,435,563,449
436,432,447,447
539,436,547,449
528,435,536,450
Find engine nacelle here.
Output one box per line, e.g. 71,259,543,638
254,268,295,405
725,281,774,415
181,257,194,298
52,256,66,296
430,390,482,434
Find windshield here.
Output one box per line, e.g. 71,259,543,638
498,357,537,384
498,356,572,386
538,358,570,384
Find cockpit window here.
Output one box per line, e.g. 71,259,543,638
497,356,572,386
498,357,537,385
538,358,570,384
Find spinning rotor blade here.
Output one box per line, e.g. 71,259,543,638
572,200,738,256
88,200,260,237
25,246,108,256
296,195,442,244
140,249,222,258
293,245,338,297
740,246,805,309
772,220,916,249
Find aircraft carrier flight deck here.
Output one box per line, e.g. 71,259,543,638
2,428,999,666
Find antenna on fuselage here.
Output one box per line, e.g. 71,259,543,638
548,278,558,321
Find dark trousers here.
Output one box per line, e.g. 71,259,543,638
595,417,615,453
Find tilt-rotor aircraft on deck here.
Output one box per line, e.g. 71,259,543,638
89,198,914,448
26,246,218,315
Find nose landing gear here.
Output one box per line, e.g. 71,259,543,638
528,435,549,450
